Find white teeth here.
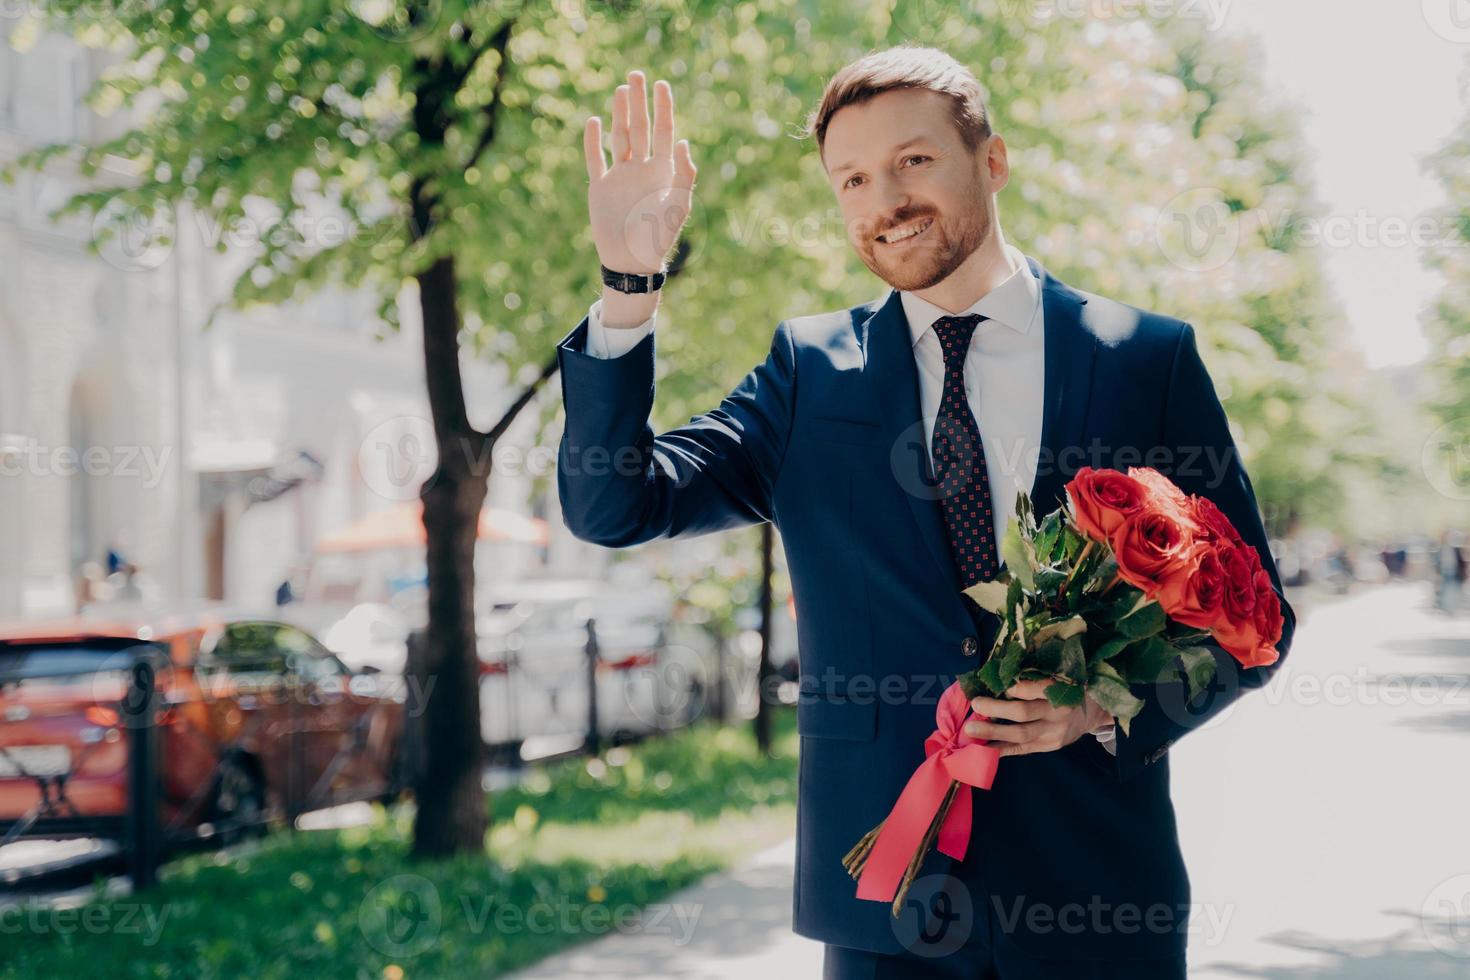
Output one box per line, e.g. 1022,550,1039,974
880,218,931,243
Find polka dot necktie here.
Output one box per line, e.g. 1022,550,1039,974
929,314,1000,587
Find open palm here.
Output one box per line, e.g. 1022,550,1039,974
584,70,698,276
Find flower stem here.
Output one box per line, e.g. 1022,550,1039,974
891,779,961,916
1061,539,1096,593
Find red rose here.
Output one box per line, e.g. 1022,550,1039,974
1066,467,1149,543
1209,557,1283,668
1110,505,1199,597
1155,544,1227,630
1248,570,1284,666
1218,544,1258,624
1190,495,1245,547
1212,615,1263,667
1127,467,1195,523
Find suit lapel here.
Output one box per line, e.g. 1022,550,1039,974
863,288,964,597
860,257,1096,591
1030,258,1096,514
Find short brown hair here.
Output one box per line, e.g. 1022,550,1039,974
802,45,993,167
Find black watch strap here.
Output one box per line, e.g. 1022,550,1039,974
600,263,666,294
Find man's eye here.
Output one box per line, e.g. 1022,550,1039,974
904,154,931,166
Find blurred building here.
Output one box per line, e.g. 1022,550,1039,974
0,25,585,618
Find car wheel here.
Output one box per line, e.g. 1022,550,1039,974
209,753,265,844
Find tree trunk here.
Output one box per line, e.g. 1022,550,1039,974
410,254,489,858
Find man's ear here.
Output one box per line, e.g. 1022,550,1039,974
985,133,1010,193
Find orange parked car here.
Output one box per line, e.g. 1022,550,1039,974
0,612,407,847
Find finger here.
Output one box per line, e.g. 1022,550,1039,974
670,140,696,227
651,79,674,160
627,70,650,161
962,717,1041,744
969,696,1043,722
673,139,697,190
1004,679,1052,701
584,116,606,181
611,84,630,162
995,739,1053,758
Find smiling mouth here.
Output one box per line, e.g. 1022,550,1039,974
876,217,934,246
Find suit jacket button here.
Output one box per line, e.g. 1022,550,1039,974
961,635,979,656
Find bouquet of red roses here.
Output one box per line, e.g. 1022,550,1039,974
842,466,1284,915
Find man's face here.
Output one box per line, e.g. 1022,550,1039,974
823,88,1001,292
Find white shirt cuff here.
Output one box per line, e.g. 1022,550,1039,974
585,298,656,359
1092,722,1117,755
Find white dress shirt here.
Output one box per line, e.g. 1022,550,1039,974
579,244,1116,751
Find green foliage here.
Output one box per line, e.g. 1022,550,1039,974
3,711,798,979
1115,599,1166,640
1422,68,1470,426
5,1,1353,529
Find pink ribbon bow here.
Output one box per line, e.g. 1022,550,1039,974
854,680,1000,903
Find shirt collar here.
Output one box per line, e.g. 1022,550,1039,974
898,243,1041,348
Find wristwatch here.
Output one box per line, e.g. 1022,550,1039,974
600,263,667,294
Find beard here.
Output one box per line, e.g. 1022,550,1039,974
855,192,991,292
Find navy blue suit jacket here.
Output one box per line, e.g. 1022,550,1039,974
555,256,1296,960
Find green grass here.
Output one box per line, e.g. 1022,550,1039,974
0,709,797,980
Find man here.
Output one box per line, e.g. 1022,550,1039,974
559,45,1295,979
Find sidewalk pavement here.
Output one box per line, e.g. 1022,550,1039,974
505,836,823,979
510,582,1470,979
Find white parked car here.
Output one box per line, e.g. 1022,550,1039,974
474,580,716,758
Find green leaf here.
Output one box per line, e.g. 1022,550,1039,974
957,669,988,701
1032,637,1064,675
1034,565,1069,595
1178,647,1218,701
1059,524,1086,564
1016,490,1038,537
1031,614,1088,646
975,655,1004,696
1127,636,1182,684
1004,577,1025,631
1100,588,1143,624
997,640,1026,692
1088,675,1145,735
1045,681,1085,709
963,578,1010,616
1167,625,1215,647
1036,512,1062,564
1088,637,1133,666
1001,518,1035,590
1117,599,1166,640
1083,554,1119,593
1059,633,1087,684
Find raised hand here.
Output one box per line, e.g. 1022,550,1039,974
584,70,697,276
